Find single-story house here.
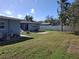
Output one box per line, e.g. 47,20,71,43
0,16,22,40
20,20,40,32
40,23,51,26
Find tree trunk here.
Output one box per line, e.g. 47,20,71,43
61,23,64,32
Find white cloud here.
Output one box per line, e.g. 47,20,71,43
4,10,12,15
0,13,4,16
26,13,29,15
0,10,15,17
9,15,14,17
30,9,35,14
17,14,23,18
0,10,24,19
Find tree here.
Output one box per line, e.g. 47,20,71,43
66,0,79,33
44,16,54,24
57,0,70,31
25,15,34,22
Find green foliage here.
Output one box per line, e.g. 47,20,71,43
25,15,34,22
44,16,54,24
66,0,79,32
57,0,71,31
60,0,68,2
26,31,30,34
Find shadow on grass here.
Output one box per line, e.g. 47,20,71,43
68,32,79,36
0,37,33,46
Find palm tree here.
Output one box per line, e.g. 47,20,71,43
25,15,33,22
44,16,54,24
57,0,70,31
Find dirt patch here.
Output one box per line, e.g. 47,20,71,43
67,41,79,54
37,32,49,34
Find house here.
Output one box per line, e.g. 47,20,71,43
20,20,40,32
0,16,22,40
40,23,51,26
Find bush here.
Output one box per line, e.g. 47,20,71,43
74,31,79,35
26,31,30,34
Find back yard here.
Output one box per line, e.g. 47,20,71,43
0,31,79,59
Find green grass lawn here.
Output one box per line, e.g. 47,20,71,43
0,31,79,59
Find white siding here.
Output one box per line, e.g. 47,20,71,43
9,20,20,35
0,19,8,34
0,18,20,35
28,23,39,32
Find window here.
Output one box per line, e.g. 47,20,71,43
0,22,5,29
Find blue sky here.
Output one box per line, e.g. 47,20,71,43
0,0,74,21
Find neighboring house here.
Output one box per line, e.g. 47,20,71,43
40,23,51,26
20,20,40,32
0,16,22,40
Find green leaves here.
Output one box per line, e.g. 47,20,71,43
25,15,34,22
44,16,54,24
60,0,68,3
58,0,70,25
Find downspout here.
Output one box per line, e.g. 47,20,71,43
7,19,10,40
8,19,9,34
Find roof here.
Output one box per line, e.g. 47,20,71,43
0,16,24,21
20,20,40,24
41,23,50,25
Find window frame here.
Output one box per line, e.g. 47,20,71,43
0,21,6,30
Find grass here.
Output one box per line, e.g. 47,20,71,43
0,31,79,59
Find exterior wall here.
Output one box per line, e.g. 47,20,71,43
20,23,40,32
0,19,8,34
28,23,39,32
0,18,20,39
21,23,28,31
9,20,20,35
